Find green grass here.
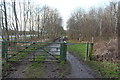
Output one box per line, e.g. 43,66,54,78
25,62,44,78
87,61,119,78
35,55,46,61
67,43,86,59
55,55,60,60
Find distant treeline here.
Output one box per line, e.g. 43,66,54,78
67,2,118,42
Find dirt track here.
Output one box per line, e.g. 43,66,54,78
67,52,98,78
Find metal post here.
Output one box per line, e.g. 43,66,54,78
85,42,89,61
89,43,93,60
5,41,8,61
33,52,35,62
2,41,5,58
0,12,2,79
60,42,67,61
0,41,1,80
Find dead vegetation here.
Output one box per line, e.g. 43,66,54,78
93,39,118,64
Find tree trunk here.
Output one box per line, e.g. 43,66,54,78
13,1,19,41
3,0,9,41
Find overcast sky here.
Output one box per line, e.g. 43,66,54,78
32,0,111,30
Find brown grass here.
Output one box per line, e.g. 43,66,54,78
93,39,118,64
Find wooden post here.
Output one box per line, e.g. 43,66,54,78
85,42,89,61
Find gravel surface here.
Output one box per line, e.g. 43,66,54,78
67,53,94,78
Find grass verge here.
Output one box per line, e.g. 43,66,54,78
87,60,120,78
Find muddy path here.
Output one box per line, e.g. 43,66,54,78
67,52,97,78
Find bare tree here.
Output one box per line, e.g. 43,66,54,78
13,0,19,40
3,0,9,41
67,4,117,42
